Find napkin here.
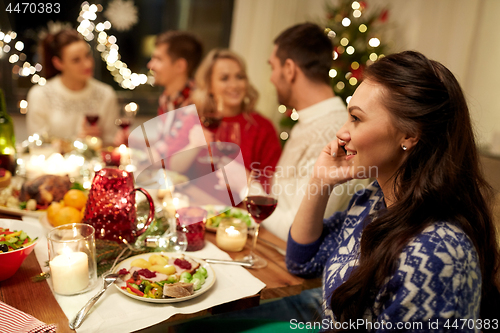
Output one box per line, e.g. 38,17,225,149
0,301,57,333
22,217,266,333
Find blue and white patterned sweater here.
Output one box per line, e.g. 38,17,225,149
286,181,481,331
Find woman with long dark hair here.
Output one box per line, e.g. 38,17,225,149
27,29,119,144
286,51,499,330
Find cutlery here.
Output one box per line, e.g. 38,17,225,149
69,273,122,330
203,258,254,267
258,238,287,256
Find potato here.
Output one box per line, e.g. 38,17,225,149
150,265,176,275
148,254,169,266
130,258,151,269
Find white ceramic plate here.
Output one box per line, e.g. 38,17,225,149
203,205,256,232
0,206,46,218
113,253,216,303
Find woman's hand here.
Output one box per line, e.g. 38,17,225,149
312,139,355,190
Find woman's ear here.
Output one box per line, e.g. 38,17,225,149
402,135,419,151
52,56,63,71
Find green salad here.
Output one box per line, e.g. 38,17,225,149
205,206,252,228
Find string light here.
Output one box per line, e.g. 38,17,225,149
342,18,351,27
75,1,151,90
340,38,349,46
329,69,337,78
278,105,287,113
359,24,367,33
280,132,289,140
369,38,381,47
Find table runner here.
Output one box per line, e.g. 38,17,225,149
22,217,266,333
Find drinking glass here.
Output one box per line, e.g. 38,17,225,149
85,114,99,126
238,169,277,268
214,122,241,158
197,110,223,165
200,110,223,131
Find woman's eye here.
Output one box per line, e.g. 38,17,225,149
350,114,360,122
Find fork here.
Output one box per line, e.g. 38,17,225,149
69,273,122,330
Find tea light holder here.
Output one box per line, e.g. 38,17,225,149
47,223,98,295
216,218,248,252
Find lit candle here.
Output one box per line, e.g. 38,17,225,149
49,248,89,295
216,221,247,252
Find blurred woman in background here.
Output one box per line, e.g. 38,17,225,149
170,49,282,182
27,29,119,144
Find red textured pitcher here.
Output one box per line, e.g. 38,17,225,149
83,168,155,243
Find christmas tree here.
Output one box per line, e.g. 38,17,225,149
280,0,391,141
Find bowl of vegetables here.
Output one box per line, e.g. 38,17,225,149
0,219,39,281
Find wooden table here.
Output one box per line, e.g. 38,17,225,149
0,212,321,333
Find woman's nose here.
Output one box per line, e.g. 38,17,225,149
336,122,351,143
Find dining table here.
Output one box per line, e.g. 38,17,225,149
0,184,321,333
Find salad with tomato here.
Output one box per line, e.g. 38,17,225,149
0,227,38,252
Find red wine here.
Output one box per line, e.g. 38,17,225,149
119,119,131,130
245,196,277,223
86,115,99,125
215,143,239,157
201,116,222,130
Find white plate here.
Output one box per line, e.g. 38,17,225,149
203,205,256,232
0,206,46,218
113,253,216,303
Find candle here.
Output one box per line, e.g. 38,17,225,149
49,248,89,295
216,219,248,252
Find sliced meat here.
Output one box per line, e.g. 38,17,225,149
128,267,168,282
163,282,194,298
168,256,200,276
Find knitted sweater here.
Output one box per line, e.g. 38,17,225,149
286,181,481,332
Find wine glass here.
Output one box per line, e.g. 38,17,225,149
213,122,241,190
85,114,99,126
197,110,223,165
238,169,277,269
200,111,223,130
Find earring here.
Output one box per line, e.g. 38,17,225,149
402,144,407,151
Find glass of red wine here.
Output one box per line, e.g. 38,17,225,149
197,110,223,165
115,117,132,130
238,169,277,269
85,114,99,126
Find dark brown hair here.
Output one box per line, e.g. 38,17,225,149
41,29,84,79
330,51,500,327
274,23,333,85
155,31,203,78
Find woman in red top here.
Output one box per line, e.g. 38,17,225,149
170,49,282,188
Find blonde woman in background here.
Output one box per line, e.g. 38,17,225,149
170,49,282,181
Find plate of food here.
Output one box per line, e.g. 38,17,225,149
203,205,256,232
1,174,88,228
113,253,216,303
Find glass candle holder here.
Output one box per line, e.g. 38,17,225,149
176,207,207,251
47,223,98,295
216,218,248,252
